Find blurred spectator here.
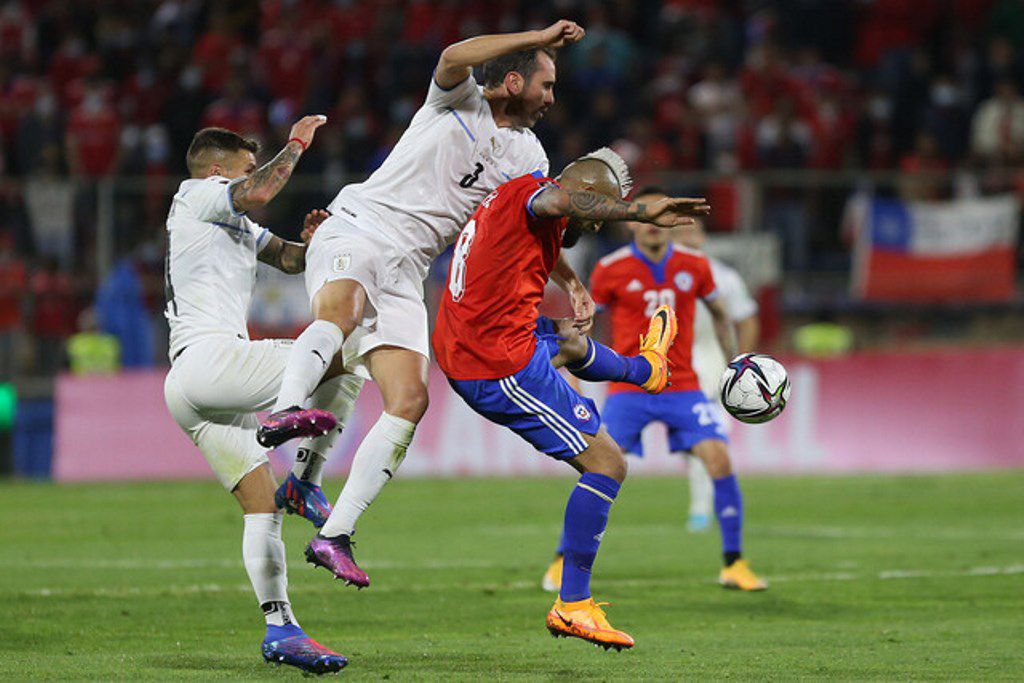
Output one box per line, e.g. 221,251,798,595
66,307,120,375
95,258,153,368
15,84,64,176
65,80,121,177
28,258,77,376
756,98,812,169
0,234,26,380
688,61,742,170
899,131,951,200
970,78,1024,165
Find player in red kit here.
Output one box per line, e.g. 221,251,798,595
433,149,710,649
541,186,767,593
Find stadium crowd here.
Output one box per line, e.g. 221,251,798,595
2,0,1023,376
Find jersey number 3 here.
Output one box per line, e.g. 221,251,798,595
448,219,476,301
459,162,484,188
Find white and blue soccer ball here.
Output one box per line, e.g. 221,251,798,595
719,353,791,424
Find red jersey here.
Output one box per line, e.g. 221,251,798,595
433,174,567,380
590,243,717,394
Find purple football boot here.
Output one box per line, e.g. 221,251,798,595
262,624,348,674
275,473,332,528
305,533,370,588
257,406,336,448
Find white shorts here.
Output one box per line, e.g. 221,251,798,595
164,336,364,490
304,214,429,379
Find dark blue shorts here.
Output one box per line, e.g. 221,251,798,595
447,341,601,460
603,390,727,456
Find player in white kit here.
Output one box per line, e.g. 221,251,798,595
254,20,591,587
680,217,760,532
162,119,363,674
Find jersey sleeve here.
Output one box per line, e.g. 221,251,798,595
588,261,614,309
696,255,718,301
717,264,759,321
248,219,273,254
425,71,481,111
182,175,247,223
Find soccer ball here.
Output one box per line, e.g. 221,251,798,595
719,353,791,424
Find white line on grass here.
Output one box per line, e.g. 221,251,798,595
16,564,1024,600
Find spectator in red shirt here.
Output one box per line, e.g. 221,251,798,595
65,81,120,177
0,232,26,380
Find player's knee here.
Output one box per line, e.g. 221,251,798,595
385,386,429,423
695,440,731,478
586,436,628,483
313,283,365,335
553,321,588,362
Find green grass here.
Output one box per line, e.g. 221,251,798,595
2,472,1023,680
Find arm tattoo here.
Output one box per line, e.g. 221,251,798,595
231,141,303,210
566,191,641,221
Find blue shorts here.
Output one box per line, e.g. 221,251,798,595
603,390,726,456
448,342,601,460
534,315,561,359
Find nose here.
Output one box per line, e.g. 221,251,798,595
546,90,555,107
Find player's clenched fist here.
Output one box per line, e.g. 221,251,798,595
288,115,328,150
641,197,712,228
536,20,585,48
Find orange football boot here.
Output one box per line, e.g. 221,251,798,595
719,559,768,591
546,598,635,651
638,304,678,393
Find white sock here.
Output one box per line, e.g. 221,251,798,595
293,374,365,485
686,454,713,517
320,413,415,538
242,513,298,627
272,320,344,413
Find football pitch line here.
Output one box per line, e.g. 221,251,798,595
477,522,1024,541
15,563,1024,599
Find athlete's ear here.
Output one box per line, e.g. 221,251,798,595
506,71,523,96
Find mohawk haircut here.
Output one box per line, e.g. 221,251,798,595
186,128,259,175
480,48,556,88
580,147,633,198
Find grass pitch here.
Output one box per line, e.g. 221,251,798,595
2,471,1022,680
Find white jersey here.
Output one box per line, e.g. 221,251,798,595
328,74,549,277
164,176,272,362
692,254,758,393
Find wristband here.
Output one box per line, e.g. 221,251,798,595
288,137,308,151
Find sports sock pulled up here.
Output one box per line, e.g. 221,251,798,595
566,338,651,386
320,413,415,538
559,472,620,603
272,320,344,413
713,474,744,563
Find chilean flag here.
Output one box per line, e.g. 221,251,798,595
852,195,1020,302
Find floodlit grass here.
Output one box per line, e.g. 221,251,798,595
2,472,1022,679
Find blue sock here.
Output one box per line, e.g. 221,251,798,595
559,472,620,603
713,475,743,561
566,338,651,386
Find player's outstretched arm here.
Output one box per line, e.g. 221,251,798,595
551,253,595,333
531,187,711,227
257,209,330,275
705,297,738,361
435,20,584,89
231,115,327,213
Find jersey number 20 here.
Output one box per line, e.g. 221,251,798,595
448,219,477,301
643,289,676,317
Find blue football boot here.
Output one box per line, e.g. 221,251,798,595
262,624,348,674
275,473,332,528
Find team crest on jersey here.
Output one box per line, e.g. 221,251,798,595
674,271,694,292
573,404,592,421
626,279,643,292
332,254,351,272
490,135,506,158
